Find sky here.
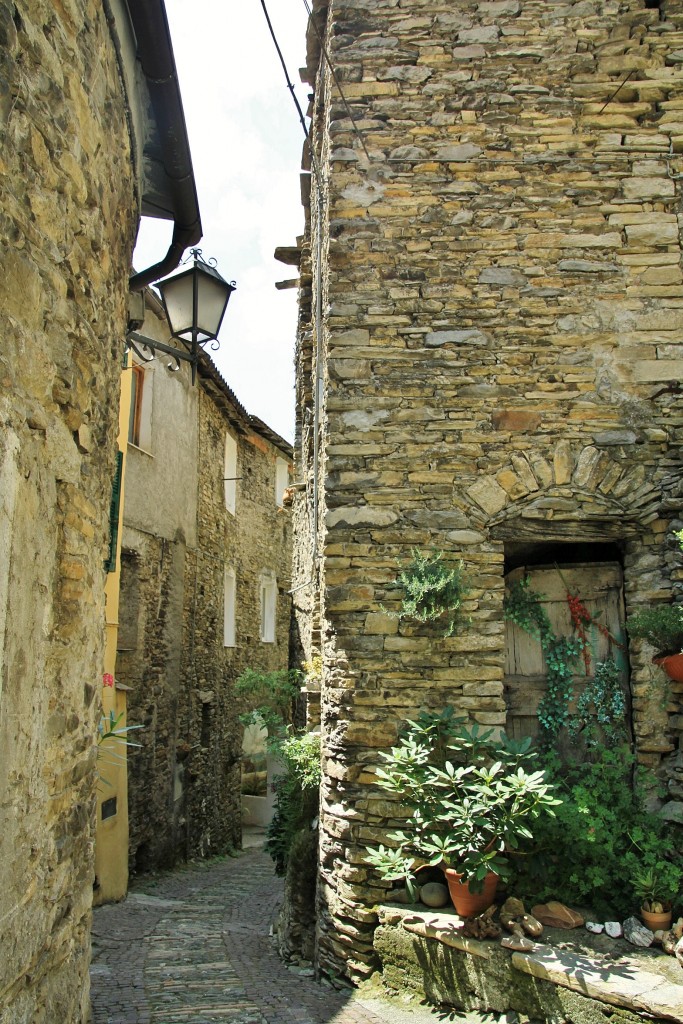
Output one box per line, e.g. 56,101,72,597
133,0,311,443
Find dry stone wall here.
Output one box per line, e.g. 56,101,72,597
0,0,137,1020
293,0,683,982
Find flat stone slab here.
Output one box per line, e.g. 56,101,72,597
126,892,185,908
401,912,492,959
512,945,683,1022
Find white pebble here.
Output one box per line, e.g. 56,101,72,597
604,921,622,938
586,921,604,933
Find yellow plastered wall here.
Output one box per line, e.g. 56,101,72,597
94,359,133,903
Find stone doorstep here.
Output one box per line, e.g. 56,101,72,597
379,906,683,1023
512,946,683,1023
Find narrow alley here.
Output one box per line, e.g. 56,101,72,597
89,832,509,1024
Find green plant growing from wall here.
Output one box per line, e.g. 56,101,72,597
266,729,321,876
97,710,143,785
390,549,469,637
626,605,683,658
569,656,628,746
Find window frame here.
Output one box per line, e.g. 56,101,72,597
223,566,236,648
128,363,145,448
275,457,289,507
259,572,277,643
224,432,237,515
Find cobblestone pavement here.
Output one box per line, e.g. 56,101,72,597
90,833,510,1024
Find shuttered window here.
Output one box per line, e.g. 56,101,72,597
105,450,124,573
224,567,236,647
259,572,277,643
224,433,237,514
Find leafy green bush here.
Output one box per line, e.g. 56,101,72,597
235,668,302,737
626,605,683,657
266,730,321,876
365,707,560,891
509,744,680,917
391,550,469,637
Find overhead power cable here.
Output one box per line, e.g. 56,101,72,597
301,0,372,164
258,0,322,183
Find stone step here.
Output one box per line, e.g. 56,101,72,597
512,945,683,1023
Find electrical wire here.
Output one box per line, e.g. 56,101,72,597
301,0,372,164
258,0,325,572
258,0,322,184
259,0,372,169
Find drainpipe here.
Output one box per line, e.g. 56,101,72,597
126,0,202,290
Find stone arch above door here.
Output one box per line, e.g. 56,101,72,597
459,442,660,533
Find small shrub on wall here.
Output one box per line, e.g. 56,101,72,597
389,549,469,637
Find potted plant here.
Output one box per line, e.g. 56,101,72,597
365,708,561,917
631,863,682,932
626,605,683,682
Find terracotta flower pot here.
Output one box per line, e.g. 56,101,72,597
653,653,683,683
641,905,672,932
444,868,498,918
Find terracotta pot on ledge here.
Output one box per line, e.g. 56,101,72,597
444,868,498,918
654,653,683,683
641,904,672,932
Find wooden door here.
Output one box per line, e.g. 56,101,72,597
504,562,630,748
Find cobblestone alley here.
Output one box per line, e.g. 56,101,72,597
90,832,510,1024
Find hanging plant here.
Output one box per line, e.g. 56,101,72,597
504,575,552,641
504,577,583,743
569,656,627,746
390,549,469,638
557,566,623,674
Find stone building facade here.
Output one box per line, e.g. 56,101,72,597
116,299,293,872
291,0,683,981
0,2,201,1019
0,4,138,1021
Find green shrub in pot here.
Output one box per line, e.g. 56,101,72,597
626,605,683,658
365,707,561,895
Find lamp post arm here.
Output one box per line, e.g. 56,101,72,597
126,331,196,376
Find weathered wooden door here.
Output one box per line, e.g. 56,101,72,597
504,562,630,747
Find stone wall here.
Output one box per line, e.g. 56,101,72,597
293,0,683,982
119,340,293,870
0,1,137,1020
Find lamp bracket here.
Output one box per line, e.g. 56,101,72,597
127,331,194,377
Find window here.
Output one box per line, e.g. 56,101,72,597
275,457,289,506
259,572,277,643
117,549,140,651
128,364,143,446
127,362,152,450
105,451,124,573
224,433,237,514
223,567,236,647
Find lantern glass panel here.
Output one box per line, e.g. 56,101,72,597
158,262,233,344
195,271,232,342
158,268,195,341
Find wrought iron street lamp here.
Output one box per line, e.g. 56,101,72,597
127,250,235,384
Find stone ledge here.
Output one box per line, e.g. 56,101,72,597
513,946,683,1022
375,903,683,1023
